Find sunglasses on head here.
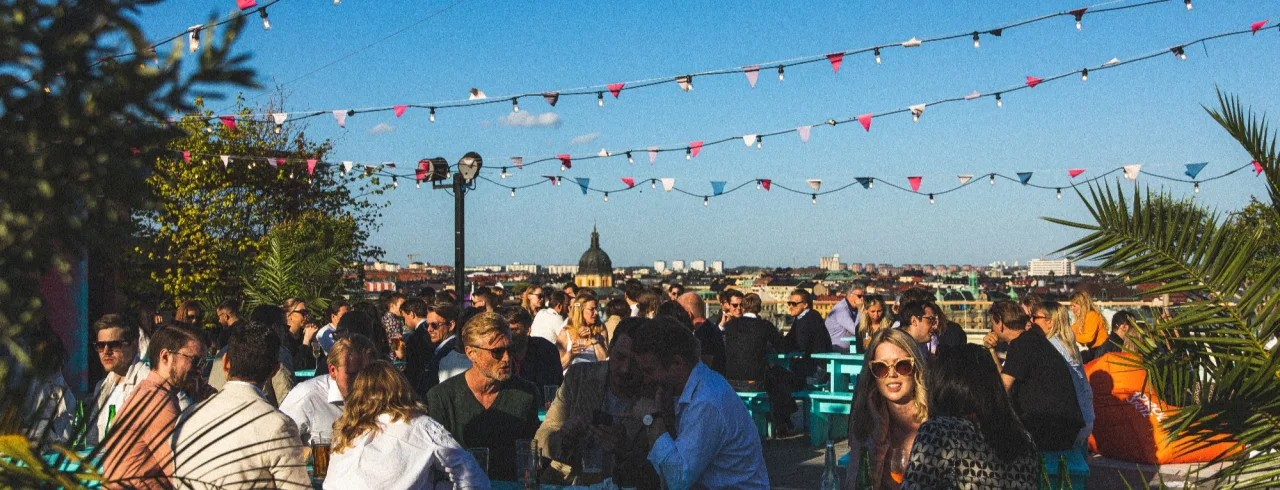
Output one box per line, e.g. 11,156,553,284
870,358,916,379
94,340,129,352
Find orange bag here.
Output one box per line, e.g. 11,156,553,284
1085,353,1235,464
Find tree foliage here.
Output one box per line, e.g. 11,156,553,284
242,210,361,312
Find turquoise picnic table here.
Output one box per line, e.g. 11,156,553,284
810,352,864,393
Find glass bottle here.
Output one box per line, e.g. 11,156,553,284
819,440,839,490
854,449,872,490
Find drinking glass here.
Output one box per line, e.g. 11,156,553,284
581,438,604,475
516,440,538,489
312,341,325,370
311,431,332,480
889,448,908,485
543,385,559,409
659,461,685,490
466,447,489,476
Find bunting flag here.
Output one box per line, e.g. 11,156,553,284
557,154,572,170
1069,168,1086,178
342,161,353,174
856,177,872,189
597,148,610,157
607,83,625,98
333,110,347,128
908,176,922,192
271,113,288,126
541,175,558,186
689,141,704,158
576,177,590,195
964,90,981,100
511,156,523,169
797,125,812,143
1123,164,1142,181
743,134,758,147
711,181,727,196
1254,160,1265,175
909,104,926,122
393,105,408,118
469,88,487,100
743,66,760,87
364,164,376,176
1252,20,1268,34
648,147,659,164
1026,76,1043,88
621,177,635,188
272,158,284,168
220,155,230,168
302,159,315,175
219,115,236,130
1184,162,1207,179
182,151,191,163
1105,57,1121,66
237,0,257,9
903,37,922,48
661,178,675,192
676,76,692,92
857,114,872,132
806,179,822,192
1017,172,1033,184
826,53,844,73
958,174,973,185
759,179,772,191
543,92,559,107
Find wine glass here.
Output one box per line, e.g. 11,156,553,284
312,340,325,371
888,448,908,485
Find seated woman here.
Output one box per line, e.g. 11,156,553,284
557,296,608,370
1037,301,1095,450
845,328,929,489
854,295,891,354
325,360,487,489
900,344,1039,490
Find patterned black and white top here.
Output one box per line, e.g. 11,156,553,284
899,416,1040,490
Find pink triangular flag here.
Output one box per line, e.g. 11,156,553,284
237,0,257,10
857,114,872,132
415,162,427,183
182,151,190,163
393,105,408,118
826,53,844,73
543,92,559,107
964,90,981,100
1069,169,1086,178
219,115,236,130
1252,20,1268,34
797,125,811,143
1254,160,1264,175
689,141,704,158
306,159,317,175
958,175,973,185
648,147,659,164
1026,76,1043,88
557,154,572,170
744,66,760,88
1123,164,1142,181
333,110,347,128
760,179,771,191
608,83,625,98
806,179,822,192
621,177,635,188
511,156,523,169
908,176,923,192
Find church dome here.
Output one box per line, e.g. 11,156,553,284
577,226,613,276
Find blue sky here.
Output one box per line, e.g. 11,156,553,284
135,0,1279,268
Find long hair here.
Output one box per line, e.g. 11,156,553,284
564,296,600,342
332,360,425,453
928,344,1036,461
850,328,929,442
1041,302,1081,364
1069,290,1100,318
856,295,892,346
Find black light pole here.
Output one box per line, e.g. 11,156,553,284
435,152,482,313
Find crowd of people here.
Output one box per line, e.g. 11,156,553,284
14,278,1143,489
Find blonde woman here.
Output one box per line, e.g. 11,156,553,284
1069,291,1109,362
856,295,892,354
1034,301,1095,449
846,328,929,489
326,361,486,489
557,296,607,370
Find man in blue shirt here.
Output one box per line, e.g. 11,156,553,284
824,283,864,352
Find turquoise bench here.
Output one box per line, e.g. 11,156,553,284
736,391,773,440
1043,449,1089,490
794,391,853,447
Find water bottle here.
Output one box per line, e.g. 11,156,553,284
819,440,839,490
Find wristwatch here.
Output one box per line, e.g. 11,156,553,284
642,413,656,427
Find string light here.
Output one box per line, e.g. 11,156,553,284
874,48,881,64
756,181,761,190
416,180,421,189
703,196,709,207
686,147,691,160
1057,188,1062,200
500,167,510,179
1172,46,1187,60
1081,68,1088,82
188,26,202,52
512,98,520,112
651,180,656,189
274,124,282,134
777,66,785,82
346,109,355,117
259,9,271,31
1194,182,1200,193
811,194,817,205
626,152,633,164
756,136,763,149
990,174,996,185
604,192,609,203
929,193,935,204
334,0,341,4
995,93,1003,109
972,32,980,49
1074,12,1084,30
597,92,604,107
511,188,516,198
1185,0,1192,10
392,176,398,188
429,107,436,123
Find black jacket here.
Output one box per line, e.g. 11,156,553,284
517,336,564,388
403,326,438,399
724,316,786,382
785,309,832,377
693,320,727,375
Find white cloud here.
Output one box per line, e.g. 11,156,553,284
367,123,396,135
570,132,600,145
498,111,561,128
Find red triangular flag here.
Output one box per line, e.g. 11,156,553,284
1252,20,1268,34
415,161,427,183
543,92,559,107
274,158,286,168
307,159,317,175
557,154,572,170
857,114,872,132
608,83,625,98
237,0,257,9
1069,169,1085,178
760,179,772,191
621,177,635,188
908,176,923,192
1254,160,1264,175
393,105,408,117
826,53,844,73
1026,76,1043,88
182,151,191,163
219,115,236,130
689,141,704,158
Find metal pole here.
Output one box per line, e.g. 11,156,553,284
453,171,466,312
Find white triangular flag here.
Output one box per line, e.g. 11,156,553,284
1123,164,1142,181
220,155,230,168
597,148,610,157
964,91,981,100
909,104,926,121
903,37,922,48
958,174,973,185
333,110,347,128
797,126,811,143
661,178,675,192
1104,57,1121,66
743,134,757,147
271,113,288,126
342,161,353,174
807,179,822,192
469,88,487,100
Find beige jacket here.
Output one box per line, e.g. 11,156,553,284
171,382,310,489
88,359,151,446
534,362,609,480
207,351,295,407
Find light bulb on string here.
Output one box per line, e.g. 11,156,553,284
415,181,420,189
626,152,633,164
334,0,340,4
756,181,761,190
995,93,1003,108
913,112,920,123
777,66,785,82
929,193,935,204
874,48,881,64
188,26,201,52
1194,182,1200,193
500,167,510,179
429,107,436,123
703,197,709,207
811,194,817,205
756,136,762,149
972,32,980,48
259,9,271,30
1057,188,1062,200
604,193,609,203
869,179,874,190
512,98,519,112
1185,0,1192,10
990,174,996,185
274,124,282,134
597,92,604,107
1081,68,1088,82
686,148,691,160
1172,46,1187,60
392,176,398,188
651,180,656,189
511,188,516,198
1074,12,1083,30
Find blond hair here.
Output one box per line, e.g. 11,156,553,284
332,361,425,453
328,335,376,368
856,296,892,345
1038,302,1081,365
1070,291,1100,317
461,311,511,348
564,297,601,342
851,328,929,442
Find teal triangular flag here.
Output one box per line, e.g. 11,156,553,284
1184,162,1208,179
1017,172,1033,185
711,181,727,196
575,177,590,195
856,177,872,189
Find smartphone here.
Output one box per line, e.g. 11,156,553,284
592,409,613,427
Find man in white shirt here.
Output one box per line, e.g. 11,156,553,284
425,303,466,387
633,317,769,489
314,299,350,355
88,314,150,446
279,335,374,445
530,291,570,344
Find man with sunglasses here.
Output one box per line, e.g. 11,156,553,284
87,314,150,446
427,312,541,482
897,299,940,360
783,289,832,380
825,283,865,352
398,298,438,398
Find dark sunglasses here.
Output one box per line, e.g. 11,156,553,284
469,344,509,360
870,358,916,379
786,301,802,306
94,340,130,352
172,350,208,370
290,309,310,317
728,302,744,308
426,321,450,330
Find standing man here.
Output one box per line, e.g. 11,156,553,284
724,293,795,433
504,308,562,389
427,312,541,482
531,291,571,344
677,293,726,374
315,299,349,355
623,279,645,317
172,322,310,489
214,300,245,351
87,314,150,446
279,335,376,445
398,298,437,399
825,284,864,353
783,289,832,379
897,300,939,362
667,284,685,302
425,302,465,388
633,317,769,489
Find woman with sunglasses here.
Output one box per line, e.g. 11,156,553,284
899,344,1039,489
1037,301,1095,450
557,296,608,371
846,328,929,489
